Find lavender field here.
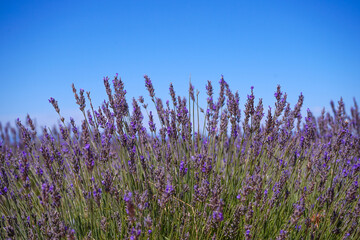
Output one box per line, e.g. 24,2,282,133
0,75,359,239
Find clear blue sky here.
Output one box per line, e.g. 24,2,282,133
1,0,359,127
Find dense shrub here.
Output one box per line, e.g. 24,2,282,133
0,75,359,239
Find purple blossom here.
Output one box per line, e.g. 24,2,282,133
212,210,224,222
124,192,132,202
165,184,174,194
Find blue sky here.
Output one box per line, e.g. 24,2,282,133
0,0,359,127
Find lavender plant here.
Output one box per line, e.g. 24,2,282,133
0,75,359,239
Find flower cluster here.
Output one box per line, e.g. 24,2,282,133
0,74,359,239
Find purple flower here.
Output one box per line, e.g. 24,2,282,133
180,161,185,171
124,192,132,202
48,97,60,113
212,210,224,222
144,75,155,98
166,184,174,194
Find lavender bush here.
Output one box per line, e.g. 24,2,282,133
0,75,359,239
